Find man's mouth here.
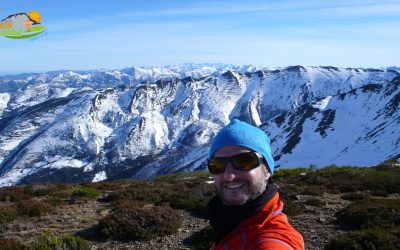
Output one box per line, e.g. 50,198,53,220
224,183,246,190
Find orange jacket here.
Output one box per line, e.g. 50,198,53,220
211,192,304,250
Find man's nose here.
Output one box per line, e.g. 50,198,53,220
223,163,238,182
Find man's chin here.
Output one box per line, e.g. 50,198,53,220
219,185,266,206
216,185,252,205
221,193,249,206
222,199,247,206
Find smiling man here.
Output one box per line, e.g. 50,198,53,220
207,119,304,250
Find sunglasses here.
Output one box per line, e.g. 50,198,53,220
207,152,264,174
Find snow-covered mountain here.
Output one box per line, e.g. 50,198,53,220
264,77,400,168
0,64,398,186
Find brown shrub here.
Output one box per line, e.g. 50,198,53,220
0,205,18,224
299,185,326,196
304,197,326,207
28,183,70,197
0,239,26,250
282,198,303,216
16,199,53,217
275,165,400,196
325,229,400,250
0,186,31,202
111,199,146,210
99,176,214,217
97,205,183,241
278,184,300,196
341,192,371,201
183,225,213,250
336,198,400,230
47,190,74,206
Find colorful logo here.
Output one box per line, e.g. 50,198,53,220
0,11,47,39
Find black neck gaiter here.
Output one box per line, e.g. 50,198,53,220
207,183,278,243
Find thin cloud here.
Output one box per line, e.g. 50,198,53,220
43,1,400,33
118,6,270,18
318,2,400,16
119,1,400,18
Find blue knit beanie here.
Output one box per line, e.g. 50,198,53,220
209,119,275,175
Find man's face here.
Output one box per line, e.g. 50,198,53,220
213,146,270,206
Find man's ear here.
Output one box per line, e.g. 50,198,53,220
265,171,271,181
262,165,271,181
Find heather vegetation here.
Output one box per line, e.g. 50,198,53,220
0,199,54,225
97,203,183,241
31,233,90,250
71,187,101,198
274,161,400,196
0,161,398,249
0,234,90,250
96,172,215,216
275,160,400,250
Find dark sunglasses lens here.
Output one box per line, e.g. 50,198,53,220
232,153,259,170
207,159,226,174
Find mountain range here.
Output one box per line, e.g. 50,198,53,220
0,64,399,186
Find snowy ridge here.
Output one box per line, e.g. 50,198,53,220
265,78,400,168
0,64,399,186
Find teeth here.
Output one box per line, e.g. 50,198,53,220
225,183,245,189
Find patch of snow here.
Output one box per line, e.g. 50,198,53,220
57,88,75,98
92,171,107,182
312,96,332,111
0,138,22,151
47,158,85,169
0,93,10,116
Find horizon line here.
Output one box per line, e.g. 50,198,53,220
0,63,399,77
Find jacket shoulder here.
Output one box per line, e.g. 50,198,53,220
245,194,304,250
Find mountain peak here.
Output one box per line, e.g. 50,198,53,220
0,65,398,186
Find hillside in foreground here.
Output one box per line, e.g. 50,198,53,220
0,161,399,250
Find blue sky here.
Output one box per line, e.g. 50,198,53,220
0,0,399,74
